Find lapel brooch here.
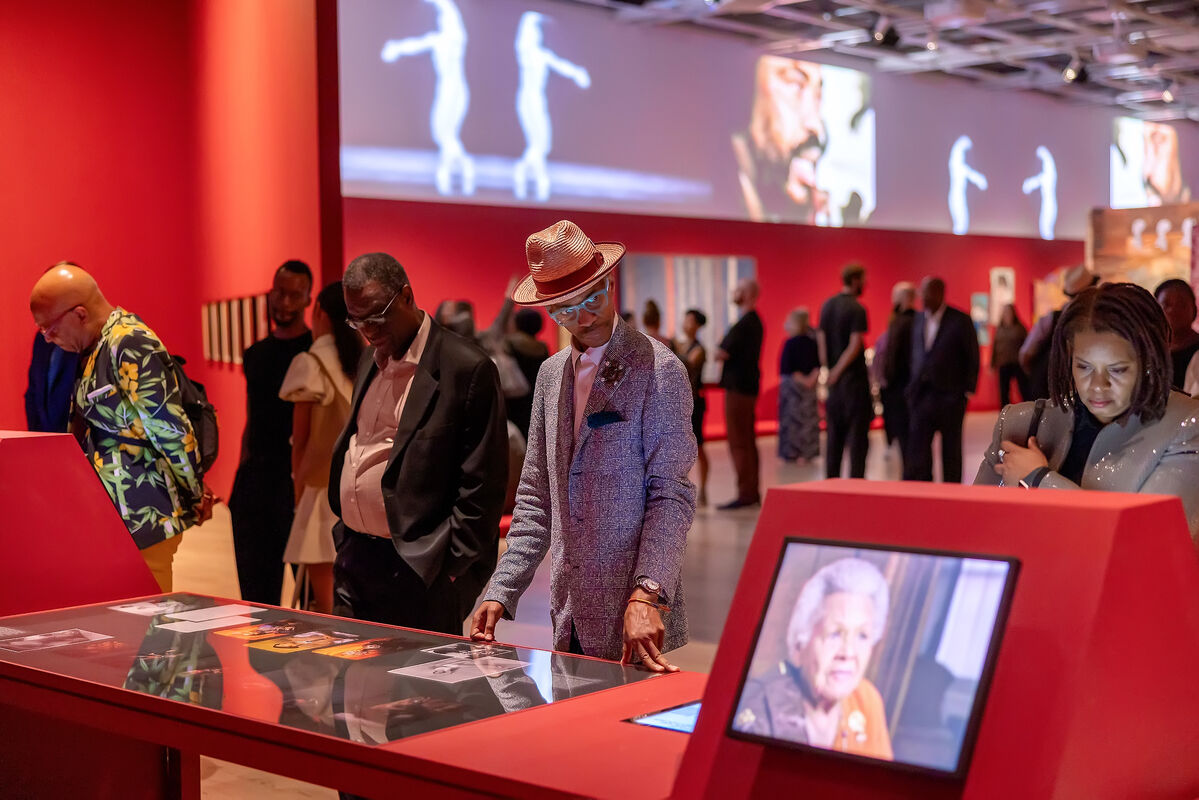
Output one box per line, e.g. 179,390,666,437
598,358,626,387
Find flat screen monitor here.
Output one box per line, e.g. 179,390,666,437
628,701,702,734
727,538,1018,778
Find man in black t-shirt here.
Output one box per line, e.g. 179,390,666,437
229,260,313,605
716,278,764,509
819,263,872,479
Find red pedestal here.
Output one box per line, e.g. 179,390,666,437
675,480,1199,800
0,431,158,617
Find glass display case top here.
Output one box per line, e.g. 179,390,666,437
0,594,659,745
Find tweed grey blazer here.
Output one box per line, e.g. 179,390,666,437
482,316,697,660
973,392,1199,543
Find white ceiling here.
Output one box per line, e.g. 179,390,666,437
560,0,1199,121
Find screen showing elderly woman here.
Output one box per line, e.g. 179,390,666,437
729,540,1017,776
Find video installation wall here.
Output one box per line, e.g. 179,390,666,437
339,0,1199,241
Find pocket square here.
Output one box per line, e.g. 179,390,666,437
586,411,623,429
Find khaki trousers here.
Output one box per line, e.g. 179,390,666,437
140,534,184,592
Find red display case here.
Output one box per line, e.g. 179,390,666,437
675,481,1199,800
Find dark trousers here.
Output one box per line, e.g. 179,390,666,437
825,382,872,479
997,363,1029,408
332,526,467,636
725,390,760,503
904,390,968,483
880,385,910,457
229,462,294,606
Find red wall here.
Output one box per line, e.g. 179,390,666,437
190,0,326,496
0,0,334,500
0,0,200,431
343,197,1085,417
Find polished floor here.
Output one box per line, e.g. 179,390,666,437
176,412,999,798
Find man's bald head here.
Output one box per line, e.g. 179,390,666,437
30,262,114,352
733,277,761,309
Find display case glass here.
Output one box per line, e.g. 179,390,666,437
0,594,658,745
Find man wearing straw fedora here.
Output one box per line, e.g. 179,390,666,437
471,220,697,672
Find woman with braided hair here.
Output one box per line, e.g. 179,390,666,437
975,282,1199,544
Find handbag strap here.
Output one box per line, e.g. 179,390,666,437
1027,398,1047,442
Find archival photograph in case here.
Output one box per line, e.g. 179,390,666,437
728,538,1018,777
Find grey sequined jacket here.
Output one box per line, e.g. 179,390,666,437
482,316,697,660
974,392,1199,544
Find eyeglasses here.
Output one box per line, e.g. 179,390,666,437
548,280,610,325
38,305,81,337
346,290,401,331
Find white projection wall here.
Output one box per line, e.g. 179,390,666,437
339,0,1199,240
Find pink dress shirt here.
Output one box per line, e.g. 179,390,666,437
572,339,609,433
338,312,431,538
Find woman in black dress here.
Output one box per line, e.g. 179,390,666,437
778,308,820,462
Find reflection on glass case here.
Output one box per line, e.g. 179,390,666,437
0,594,660,745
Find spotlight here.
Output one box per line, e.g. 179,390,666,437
1163,80,1179,103
872,16,899,47
1062,55,1088,84
926,29,939,51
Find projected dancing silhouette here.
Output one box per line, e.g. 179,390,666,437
1022,146,1058,241
382,0,475,196
948,136,988,235
514,12,591,202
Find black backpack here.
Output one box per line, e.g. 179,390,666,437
168,354,219,478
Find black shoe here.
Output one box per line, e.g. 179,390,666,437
717,498,760,510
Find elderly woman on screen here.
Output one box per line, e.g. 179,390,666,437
733,557,894,760
975,283,1199,544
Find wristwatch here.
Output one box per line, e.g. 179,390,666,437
635,576,661,595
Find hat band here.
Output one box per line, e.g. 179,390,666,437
532,252,603,296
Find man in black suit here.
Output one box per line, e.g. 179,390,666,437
903,277,979,483
716,277,764,509
329,252,508,635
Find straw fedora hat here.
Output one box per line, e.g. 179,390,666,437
512,220,625,307
1062,264,1098,297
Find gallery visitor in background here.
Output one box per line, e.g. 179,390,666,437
819,263,872,479
29,263,211,591
716,277,764,509
677,308,710,505
878,281,916,466
230,260,313,606
904,277,979,484
1020,264,1097,400
25,328,78,433
992,303,1029,408
777,308,820,464
279,282,362,614
1154,279,1199,393
976,282,1199,543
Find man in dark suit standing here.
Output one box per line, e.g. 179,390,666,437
328,252,508,634
904,277,979,483
716,278,764,509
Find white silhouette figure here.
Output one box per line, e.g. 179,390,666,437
382,0,475,196
1182,218,1196,248
1156,219,1173,252
1130,218,1147,251
514,12,591,202
948,136,988,235
1021,146,1058,241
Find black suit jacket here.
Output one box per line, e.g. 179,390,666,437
908,305,980,398
329,320,508,605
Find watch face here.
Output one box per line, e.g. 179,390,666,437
640,578,661,593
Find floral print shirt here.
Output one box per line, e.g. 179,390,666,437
75,309,203,549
